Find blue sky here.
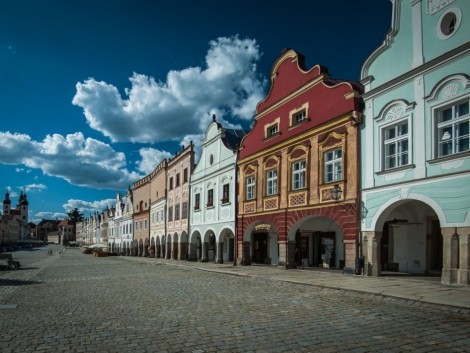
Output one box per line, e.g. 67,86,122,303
0,0,391,223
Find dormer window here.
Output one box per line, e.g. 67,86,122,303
268,124,278,137
290,104,309,127
264,118,280,140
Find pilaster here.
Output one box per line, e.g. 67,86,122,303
457,227,470,285
363,231,382,276
441,227,458,285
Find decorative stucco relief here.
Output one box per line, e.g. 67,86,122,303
427,0,455,15
398,187,411,200
441,83,459,99
440,159,464,170
385,105,405,122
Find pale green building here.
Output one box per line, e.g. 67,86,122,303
360,0,470,284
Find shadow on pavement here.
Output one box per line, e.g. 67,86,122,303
0,279,41,286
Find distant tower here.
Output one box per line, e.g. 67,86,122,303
19,191,29,222
3,191,11,215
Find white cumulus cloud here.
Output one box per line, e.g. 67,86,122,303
62,199,116,215
0,131,143,190
72,35,266,144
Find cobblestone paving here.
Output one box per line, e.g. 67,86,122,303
1,248,470,353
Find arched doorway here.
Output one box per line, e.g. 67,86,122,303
376,200,442,275
289,216,344,269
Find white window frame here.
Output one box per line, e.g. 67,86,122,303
268,123,279,137
434,98,469,158
291,160,306,190
382,120,409,170
324,149,343,183
246,176,255,200
266,169,278,196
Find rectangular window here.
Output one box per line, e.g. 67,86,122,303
292,109,306,125
268,123,279,137
292,160,306,190
168,207,173,222
144,219,148,229
266,169,278,196
169,177,173,190
246,176,255,200
383,122,408,169
207,189,214,207
183,168,188,183
176,173,180,187
222,184,230,203
324,149,343,182
436,100,469,157
182,202,188,219
135,221,138,230
139,220,142,230
195,193,200,210
175,204,180,220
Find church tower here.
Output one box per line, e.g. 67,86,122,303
3,192,11,216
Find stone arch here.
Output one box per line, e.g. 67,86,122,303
189,230,202,261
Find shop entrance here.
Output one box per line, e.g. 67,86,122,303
253,232,268,264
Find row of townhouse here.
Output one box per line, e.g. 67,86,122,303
78,0,470,285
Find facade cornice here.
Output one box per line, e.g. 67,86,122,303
237,114,352,165
363,41,470,99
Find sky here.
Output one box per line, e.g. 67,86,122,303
0,0,392,223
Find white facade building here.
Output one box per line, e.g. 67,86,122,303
189,115,246,263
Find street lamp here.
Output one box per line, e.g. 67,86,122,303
330,184,356,214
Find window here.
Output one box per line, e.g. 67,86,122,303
222,184,230,203
437,8,461,40
139,220,142,230
268,123,279,137
168,207,173,222
183,168,188,183
169,177,173,190
266,169,278,196
176,173,180,187
292,109,306,125
194,193,200,210
207,189,214,207
383,122,408,169
436,100,469,157
246,176,255,200
182,202,188,219
135,221,138,230
175,204,180,220
324,149,343,182
292,160,306,190
144,219,147,229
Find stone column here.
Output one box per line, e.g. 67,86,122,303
458,227,470,285
441,227,458,285
216,242,224,264
200,242,209,262
363,231,381,277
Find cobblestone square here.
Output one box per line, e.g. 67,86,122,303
1,247,469,353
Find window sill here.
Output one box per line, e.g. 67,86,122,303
427,151,470,165
221,200,231,205
376,164,415,176
206,204,214,209
288,118,310,130
264,132,280,141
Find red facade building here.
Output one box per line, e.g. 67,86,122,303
236,49,363,269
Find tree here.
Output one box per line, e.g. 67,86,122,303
67,208,84,223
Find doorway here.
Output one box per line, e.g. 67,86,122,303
253,232,268,264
